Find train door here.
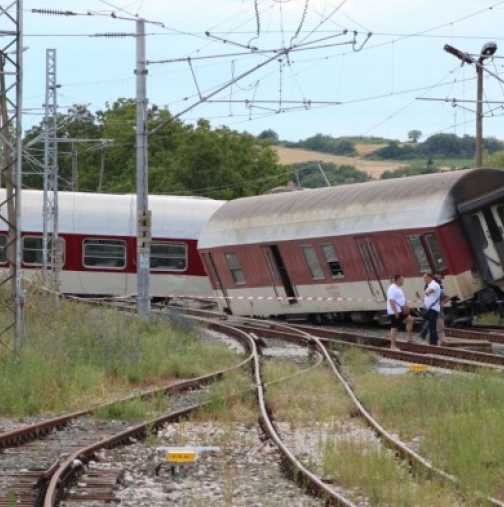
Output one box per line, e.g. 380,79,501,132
355,237,387,301
201,252,232,312
268,245,297,304
472,209,504,281
261,246,280,298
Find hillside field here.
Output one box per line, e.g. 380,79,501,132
274,144,475,179
274,145,405,178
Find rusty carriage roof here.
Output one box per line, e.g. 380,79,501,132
199,169,504,248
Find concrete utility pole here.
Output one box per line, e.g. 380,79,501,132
444,42,497,168
0,0,24,353
42,48,60,286
136,18,151,318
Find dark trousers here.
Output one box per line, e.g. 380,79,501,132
423,309,439,345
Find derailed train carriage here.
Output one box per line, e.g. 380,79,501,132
0,190,224,298
198,169,504,323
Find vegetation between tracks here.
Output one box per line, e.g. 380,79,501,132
341,347,504,502
0,291,239,417
263,358,462,507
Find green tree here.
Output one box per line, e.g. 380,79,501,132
297,134,356,156
408,129,422,143
23,99,283,199
257,129,279,143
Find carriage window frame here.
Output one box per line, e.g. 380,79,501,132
22,235,66,267
150,241,188,272
302,245,325,280
82,238,127,270
408,235,431,273
320,243,344,278
225,252,246,285
424,233,447,272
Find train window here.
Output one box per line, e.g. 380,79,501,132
408,236,430,272
302,246,325,280
23,236,65,267
321,244,344,278
0,234,6,264
424,234,447,272
83,239,126,269
150,242,187,271
23,236,43,265
225,252,245,285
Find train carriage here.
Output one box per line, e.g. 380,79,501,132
0,190,224,298
198,169,504,320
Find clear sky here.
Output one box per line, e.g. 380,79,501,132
22,0,504,142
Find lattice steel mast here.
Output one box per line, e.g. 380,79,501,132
42,48,60,285
0,0,23,352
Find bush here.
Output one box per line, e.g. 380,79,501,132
296,134,357,156
381,163,439,180
292,162,369,188
368,141,420,160
485,151,504,168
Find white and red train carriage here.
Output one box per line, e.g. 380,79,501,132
0,190,224,297
198,169,504,321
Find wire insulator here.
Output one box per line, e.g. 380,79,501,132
91,32,136,38
31,8,77,16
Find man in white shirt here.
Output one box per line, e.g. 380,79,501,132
422,272,441,345
387,274,413,350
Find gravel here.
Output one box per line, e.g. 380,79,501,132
100,421,328,507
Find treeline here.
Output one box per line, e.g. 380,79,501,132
23,100,286,200
369,133,504,160
258,129,397,157
284,134,357,156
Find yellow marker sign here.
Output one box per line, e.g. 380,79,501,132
165,451,198,464
408,363,429,374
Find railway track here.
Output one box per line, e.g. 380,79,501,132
42,317,357,507
446,326,504,344
175,308,504,505
26,297,504,505
0,325,254,507
168,305,504,372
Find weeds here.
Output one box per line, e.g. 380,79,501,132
0,290,240,417
341,347,504,501
94,394,171,421
194,370,257,424
322,437,462,507
262,359,351,425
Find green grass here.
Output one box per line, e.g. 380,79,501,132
340,347,504,500
322,437,463,507
263,358,466,506
94,393,171,421
263,359,352,425
0,289,240,417
194,369,257,424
